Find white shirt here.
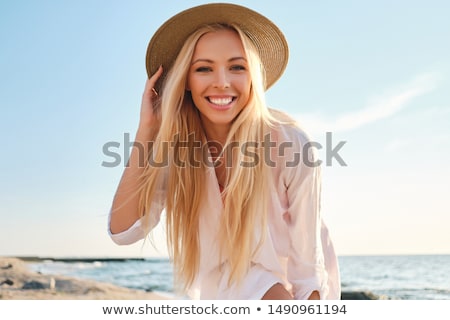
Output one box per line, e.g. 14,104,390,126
109,124,341,300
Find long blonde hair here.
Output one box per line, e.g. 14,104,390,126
139,24,280,292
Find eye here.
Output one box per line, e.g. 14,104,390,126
195,66,212,72
230,65,246,71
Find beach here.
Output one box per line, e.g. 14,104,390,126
0,257,169,300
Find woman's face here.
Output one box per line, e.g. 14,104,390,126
187,29,251,136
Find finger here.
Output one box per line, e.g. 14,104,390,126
148,65,163,88
143,66,163,98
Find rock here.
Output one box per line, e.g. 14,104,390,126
49,277,55,290
22,280,47,290
1,279,14,286
341,291,379,300
1,263,13,270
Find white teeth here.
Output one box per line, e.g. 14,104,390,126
208,97,233,105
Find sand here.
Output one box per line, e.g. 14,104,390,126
0,257,170,300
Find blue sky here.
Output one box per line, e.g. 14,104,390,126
1,0,449,258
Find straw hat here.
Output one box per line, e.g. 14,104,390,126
146,3,289,92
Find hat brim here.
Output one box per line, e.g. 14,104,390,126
146,3,289,92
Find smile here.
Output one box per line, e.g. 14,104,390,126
207,96,236,106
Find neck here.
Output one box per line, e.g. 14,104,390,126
201,119,230,146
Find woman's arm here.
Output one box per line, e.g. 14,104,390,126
109,67,163,234
282,127,329,299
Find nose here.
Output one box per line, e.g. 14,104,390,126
213,68,230,89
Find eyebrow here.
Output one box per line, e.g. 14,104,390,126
191,57,247,65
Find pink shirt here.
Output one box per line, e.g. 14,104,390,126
109,124,341,299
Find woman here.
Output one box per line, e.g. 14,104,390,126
109,3,340,300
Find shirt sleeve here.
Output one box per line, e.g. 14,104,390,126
107,187,166,246
108,215,148,245
283,128,329,300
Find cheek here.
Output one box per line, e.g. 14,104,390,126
187,77,204,105
186,72,200,91
186,75,194,91
187,75,206,94
240,78,252,97
236,75,251,91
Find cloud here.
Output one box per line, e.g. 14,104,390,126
295,72,440,134
384,138,413,152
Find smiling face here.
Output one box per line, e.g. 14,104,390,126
187,28,251,139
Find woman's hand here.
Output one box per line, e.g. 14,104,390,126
109,66,164,235
139,66,163,131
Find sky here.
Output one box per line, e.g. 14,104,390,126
1,0,449,258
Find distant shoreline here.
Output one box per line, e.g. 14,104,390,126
16,256,148,263
13,253,450,262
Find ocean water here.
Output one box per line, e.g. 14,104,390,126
29,255,450,300
338,255,450,300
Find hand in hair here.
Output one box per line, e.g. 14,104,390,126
109,66,163,235
139,65,163,133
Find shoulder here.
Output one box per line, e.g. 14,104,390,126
267,108,321,182
268,108,314,150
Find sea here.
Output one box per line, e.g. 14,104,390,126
28,255,450,300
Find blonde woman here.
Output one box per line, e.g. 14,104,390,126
109,3,340,300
